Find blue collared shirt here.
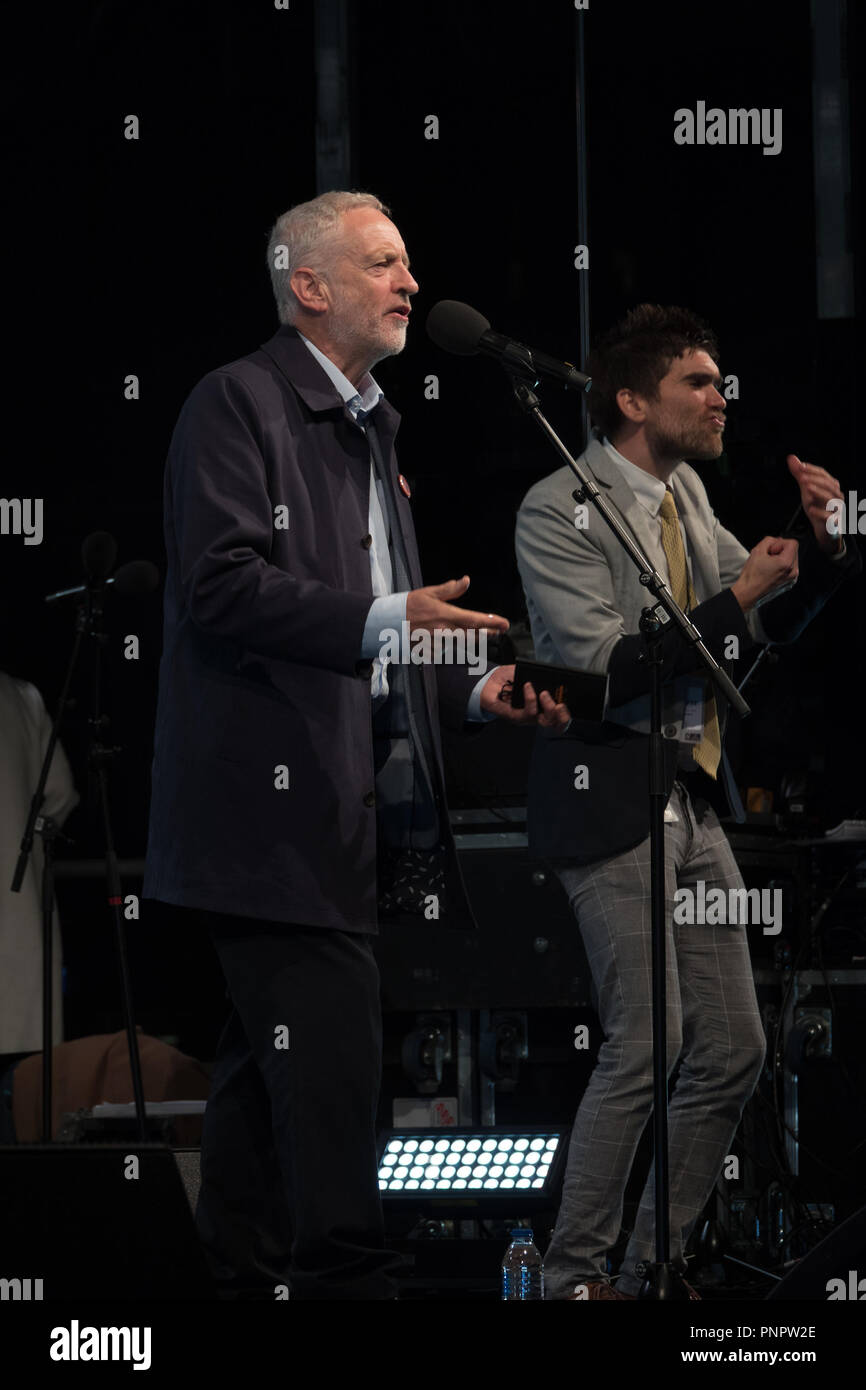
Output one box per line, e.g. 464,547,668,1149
298,333,493,719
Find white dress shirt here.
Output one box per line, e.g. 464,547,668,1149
603,436,695,591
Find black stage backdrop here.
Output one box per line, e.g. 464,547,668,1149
1,1,863,1039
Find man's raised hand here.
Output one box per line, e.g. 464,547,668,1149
787,454,844,555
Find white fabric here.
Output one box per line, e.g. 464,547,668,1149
0,674,78,1053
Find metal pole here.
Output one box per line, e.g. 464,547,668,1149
314,0,352,193
574,8,590,446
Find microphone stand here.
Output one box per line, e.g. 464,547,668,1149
11,578,147,1142
507,372,750,1298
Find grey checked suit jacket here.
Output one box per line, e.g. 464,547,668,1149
515,434,859,863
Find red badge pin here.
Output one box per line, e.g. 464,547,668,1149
398,474,411,499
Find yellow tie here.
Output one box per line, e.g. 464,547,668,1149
658,488,721,778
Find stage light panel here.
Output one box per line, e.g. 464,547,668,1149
377,1128,567,1204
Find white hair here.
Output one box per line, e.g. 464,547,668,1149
266,190,390,325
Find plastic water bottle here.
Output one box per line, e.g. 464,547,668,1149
501,1227,545,1300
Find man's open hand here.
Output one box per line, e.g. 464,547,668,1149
406,575,510,635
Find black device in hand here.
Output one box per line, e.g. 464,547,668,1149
510,659,606,719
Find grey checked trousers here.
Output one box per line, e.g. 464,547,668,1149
544,778,766,1299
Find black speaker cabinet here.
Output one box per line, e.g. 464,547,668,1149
766,1204,866,1299
0,1144,214,1299
788,971,866,1222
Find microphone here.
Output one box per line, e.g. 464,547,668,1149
426,299,591,392
45,560,160,604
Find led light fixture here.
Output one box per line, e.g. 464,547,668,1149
376,1127,567,1210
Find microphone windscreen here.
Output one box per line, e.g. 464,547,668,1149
81,531,117,580
112,560,160,597
426,299,490,355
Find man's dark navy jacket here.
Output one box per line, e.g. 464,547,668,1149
142,326,483,933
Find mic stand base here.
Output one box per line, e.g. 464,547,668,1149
638,1263,695,1300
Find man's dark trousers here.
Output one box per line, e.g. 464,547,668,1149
193,910,402,1299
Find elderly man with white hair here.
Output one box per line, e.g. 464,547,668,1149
143,190,567,1300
